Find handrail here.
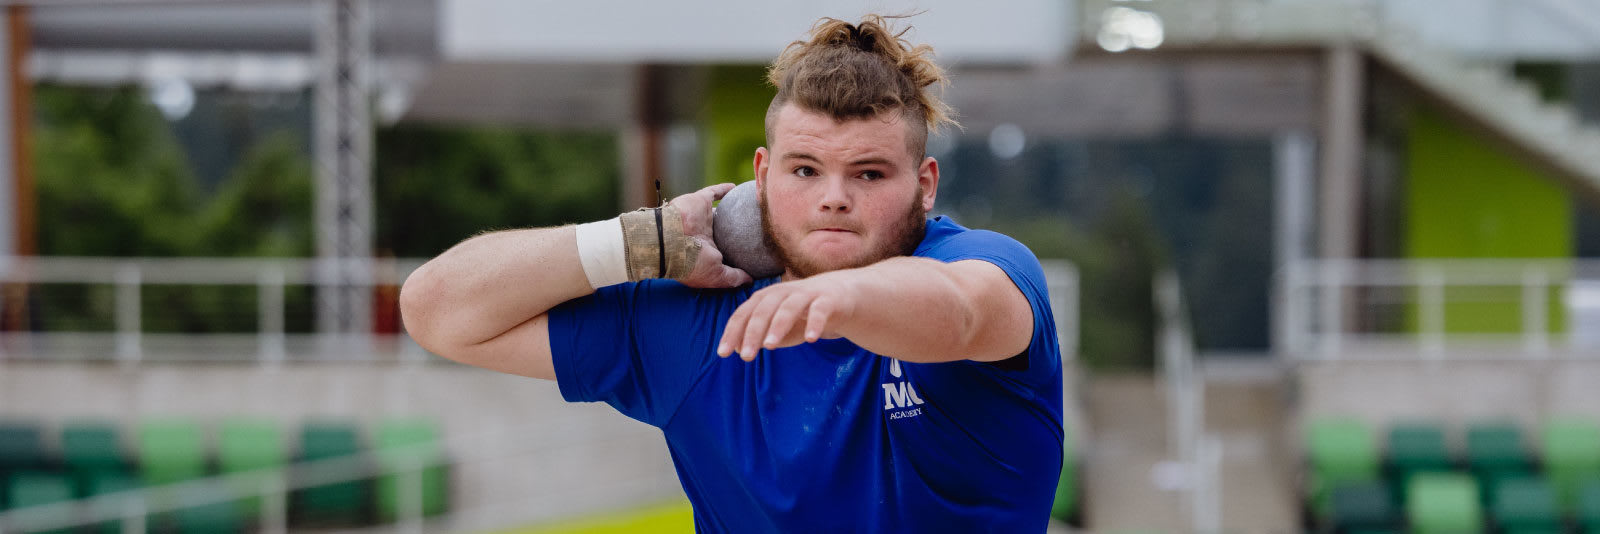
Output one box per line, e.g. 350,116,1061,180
1,256,1082,364
1280,258,1600,359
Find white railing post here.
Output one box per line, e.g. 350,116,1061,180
261,470,287,534
120,497,145,534
1319,262,1342,359
114,263,142,365
259,266,287,367
1523,266,1550,357
1420,269,1446,358
399,456,425,534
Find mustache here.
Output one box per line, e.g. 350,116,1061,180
805,221,864,233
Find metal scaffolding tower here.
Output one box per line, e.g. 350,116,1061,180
314,0,373,342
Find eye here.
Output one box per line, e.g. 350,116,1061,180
859,170,885,181
794,166,818,177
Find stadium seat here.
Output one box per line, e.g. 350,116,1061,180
4,471,76,534
0,421,48,472
1307,418,1381,518
61,421,131,497
137,419,208,485
1407,473,1483,534
1466,422,1532,505
1328,480,1399,533
1388,423,1453,496
1577,479,1600,534
0,421,49,507
1542,418,1600,512
293,421,369,525
218,418,287,519
174,483,244,534
83,471,140,534
1490,477,1560,534
375,418,449,521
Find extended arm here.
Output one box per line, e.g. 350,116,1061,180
401,183,749,380
717,256,1034,363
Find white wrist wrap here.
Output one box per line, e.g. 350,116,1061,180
574,218,628,288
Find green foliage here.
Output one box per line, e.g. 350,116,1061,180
374,124,620,257
34,85,200,256
986,187,1168,372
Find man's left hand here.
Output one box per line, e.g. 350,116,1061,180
716,273,857,361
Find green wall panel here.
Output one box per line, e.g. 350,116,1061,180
1404,104,1571,334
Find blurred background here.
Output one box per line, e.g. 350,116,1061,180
0,0,1598,532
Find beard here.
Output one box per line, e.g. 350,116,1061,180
759,186,928,279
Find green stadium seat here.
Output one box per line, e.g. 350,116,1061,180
1050,430,1078,524
0,421,48,471
5,471,76,534
375,418,448,521
1388,423,1453,495
1466,422,1532,506
1307,418,1381,518
1491,477,1560,533
1328,480,1399,533
1543,418,1600,512
174,483,244,534
1577,479,1600,534
1407,473,1483,534
137,419,208,485
83,471,140,534
292,421,369,526
0,421,49,508
218,418,287,520
61,421,131,497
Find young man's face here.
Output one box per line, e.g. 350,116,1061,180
753,103,939,279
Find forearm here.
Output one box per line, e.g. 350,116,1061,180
400,226,591,353
827,257,990,363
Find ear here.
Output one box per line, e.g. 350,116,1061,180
917,156,939,212
754,147,770,191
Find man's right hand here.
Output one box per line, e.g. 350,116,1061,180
669,183,754,289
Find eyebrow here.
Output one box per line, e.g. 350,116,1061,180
779,152,898,167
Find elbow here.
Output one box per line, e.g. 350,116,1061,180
399,264,445,351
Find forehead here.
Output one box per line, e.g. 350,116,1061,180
770,104,910,161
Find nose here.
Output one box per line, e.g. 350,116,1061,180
818,175,851,213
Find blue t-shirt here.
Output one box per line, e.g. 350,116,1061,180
548,216,1064,532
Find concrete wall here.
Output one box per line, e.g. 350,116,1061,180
1296,359,1600,431
0,362,682,531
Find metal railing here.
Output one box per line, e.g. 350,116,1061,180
0,256,427,364
1280,258,1600,360
1155,271,1222,534
1,256,1082,364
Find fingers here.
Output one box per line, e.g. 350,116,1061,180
759,292,810,349
704,182,737,200
804,297,835,343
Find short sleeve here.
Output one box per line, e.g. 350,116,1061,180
546,279,734,427
917,229,1062,386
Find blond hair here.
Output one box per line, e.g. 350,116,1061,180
764,14,958,158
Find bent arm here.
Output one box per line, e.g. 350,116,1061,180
399,226,589,379
831,257,1034,363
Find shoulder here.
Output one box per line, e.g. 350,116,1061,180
913,216,1040,271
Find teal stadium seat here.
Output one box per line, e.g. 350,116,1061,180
5,472,75,534
1388,423,1453,496
293,421,369,526
61,421,131,498
1329,480,1399,533
1466,422,1532,505
1491,477,1561,534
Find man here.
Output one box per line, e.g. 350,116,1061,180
401,14,1064,532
